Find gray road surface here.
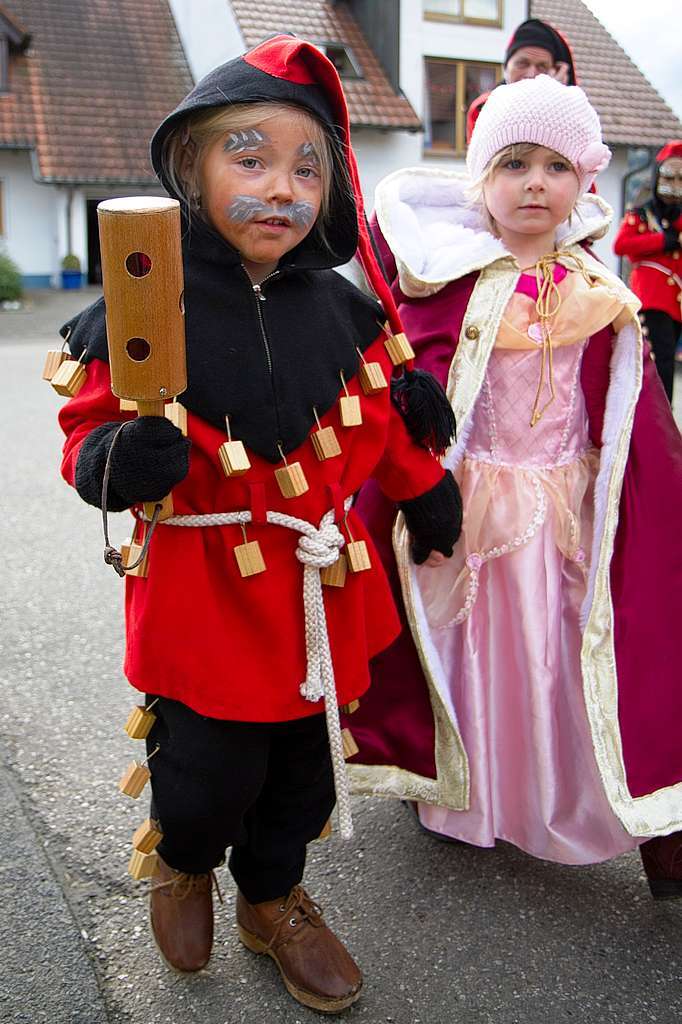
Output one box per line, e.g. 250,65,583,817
0,291,680,1024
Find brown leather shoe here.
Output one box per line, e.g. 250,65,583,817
640,832,682,900
236,886,362,1013
149,855,215,971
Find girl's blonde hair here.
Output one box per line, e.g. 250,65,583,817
162,101,347,252
467,143,579,236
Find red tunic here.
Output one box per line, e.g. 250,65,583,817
59,332,444,723
614,208,682,322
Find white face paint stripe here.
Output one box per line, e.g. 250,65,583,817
298,142,319,163
223,129,269,154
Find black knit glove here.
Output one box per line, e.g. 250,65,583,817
662,226,681,252
75,416,190,511
399,471,463,565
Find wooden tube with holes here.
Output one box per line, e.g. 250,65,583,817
97,197,187,520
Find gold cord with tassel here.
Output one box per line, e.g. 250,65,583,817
528,251,593,427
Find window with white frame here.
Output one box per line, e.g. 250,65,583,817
424,57,501,154
424,0,502,27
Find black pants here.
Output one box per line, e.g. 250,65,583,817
641,308,681,403
145,696,335,903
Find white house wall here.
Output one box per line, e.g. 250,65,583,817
167,0,244,82
1,150,58,286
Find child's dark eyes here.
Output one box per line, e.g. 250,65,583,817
238,157,260,170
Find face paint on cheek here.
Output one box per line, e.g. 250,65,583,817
227,196,271,223
284,201,315,229
223,129,269,154
225,196,316,229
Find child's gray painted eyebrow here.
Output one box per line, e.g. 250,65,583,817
224,129,270,153
298,142,320,162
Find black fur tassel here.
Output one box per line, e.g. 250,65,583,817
391,367,457,456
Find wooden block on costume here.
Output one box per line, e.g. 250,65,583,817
234,540,266,578
50,359,86,397
342,728,359,760
384,332,415,366
124,539,149,578
143,493,173,523
339,395,362,427
320,553,347,588
317,818,332,841
118,761,151,798
165,400,188,436
42,349,70,381
132,817,163,854
346,540,371,573
119,397,137,412
218,439,251,477
275,462,309,498
311,425,341,461
128,848,158,880
359,362,387,396
340,699,360,715
124,704,156,739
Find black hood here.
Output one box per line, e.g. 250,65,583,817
150,42,358,270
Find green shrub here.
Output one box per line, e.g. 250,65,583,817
0,250,22,301
61,253,81,271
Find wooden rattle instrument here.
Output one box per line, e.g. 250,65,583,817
97,197,187,522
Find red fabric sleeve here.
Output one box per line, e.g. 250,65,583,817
370,397,445,503
613,214,666,259
58,358,131,487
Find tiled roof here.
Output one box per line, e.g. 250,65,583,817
0,0,193,184
228,0,420,130
531,0,682,147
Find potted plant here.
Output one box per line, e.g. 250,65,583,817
60,254,82,290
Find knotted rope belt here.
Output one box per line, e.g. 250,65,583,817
160,500,355,840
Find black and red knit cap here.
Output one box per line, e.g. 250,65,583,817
150,34,405,336
504,18,577,85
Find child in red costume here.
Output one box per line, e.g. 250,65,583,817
56,37,460,1012
614,141,682,402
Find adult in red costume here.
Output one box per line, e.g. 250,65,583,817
466,18,577,144
614,141,682,402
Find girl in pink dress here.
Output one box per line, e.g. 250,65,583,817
347,75,682,895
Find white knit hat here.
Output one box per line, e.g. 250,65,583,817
466,75,611,193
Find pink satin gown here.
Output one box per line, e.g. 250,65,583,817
417,269,642,863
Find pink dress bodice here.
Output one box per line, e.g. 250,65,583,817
467,339,590,469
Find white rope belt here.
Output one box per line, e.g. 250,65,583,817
161,500,354,840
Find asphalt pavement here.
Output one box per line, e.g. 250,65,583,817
0,289,680,1024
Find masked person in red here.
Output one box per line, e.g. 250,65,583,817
56,36,461,1013
466,18,577,145
614,141,682,402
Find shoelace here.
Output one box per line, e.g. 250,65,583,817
265,886,324,951
149,868,224,904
